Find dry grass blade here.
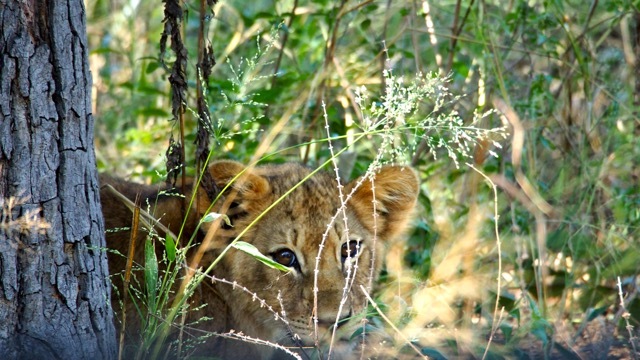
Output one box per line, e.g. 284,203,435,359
360,285,428,360
493,96,553,314
102,184,178,240
118,194,142,360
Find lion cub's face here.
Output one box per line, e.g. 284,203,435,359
195,161,419,347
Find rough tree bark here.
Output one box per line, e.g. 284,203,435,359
0,1,116,359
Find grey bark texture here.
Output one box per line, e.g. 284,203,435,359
0,1,116,359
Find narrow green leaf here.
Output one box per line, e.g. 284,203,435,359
421,347,447,360
586,306,608,322
500,323,513,342
531,318,551,345
553,342,581,360
201,212,232,227
146,61,160,74
349,323,381,341
231,241,291,273
134,107,169,117
165,235,176,262
144,238,158,311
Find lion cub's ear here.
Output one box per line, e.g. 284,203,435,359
193,161,270,243
194,160,271,214
346,166,420,241
208,160,270,199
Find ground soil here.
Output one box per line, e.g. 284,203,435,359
514,317,639,360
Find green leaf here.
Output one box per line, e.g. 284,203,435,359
553,342,581,359
231,241,291,272
602,248,640,278
145,238,158,311
201,212,232,227
165,235,176,262
420,347,447,360
137,85,167,96
500,323,513,342
586,306,608,322
90,47,124,55
530,318,552,345
348,323,382,341
134,107,169,117
509,307,521,325
146,61,160,74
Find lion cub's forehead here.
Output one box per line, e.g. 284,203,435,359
255,164,352,238
258,164,342,207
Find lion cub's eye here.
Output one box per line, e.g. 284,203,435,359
272,249,299,269
341,241,360,261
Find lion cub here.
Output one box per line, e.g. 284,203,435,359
101,161,419,358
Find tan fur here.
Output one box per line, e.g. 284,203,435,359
100,161,419,358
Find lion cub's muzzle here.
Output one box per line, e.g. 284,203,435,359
285,310,353,345
318,311,352,330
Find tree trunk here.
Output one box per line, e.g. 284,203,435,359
0,1,116,359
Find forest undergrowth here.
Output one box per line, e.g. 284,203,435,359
88,1,640,358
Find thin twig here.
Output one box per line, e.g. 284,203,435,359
445,0,462,73
306,0,348,135
617,276,639,360
270,0,298,91
445,0,475,73
467,164,504,360
102,184,178,240
321,101,357,359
